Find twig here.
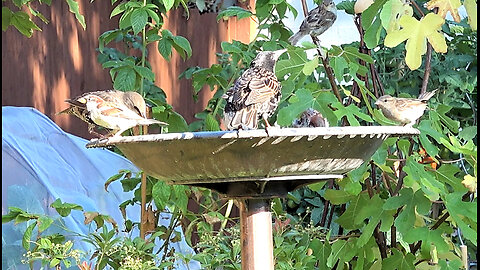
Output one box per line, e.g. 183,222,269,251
420,44,433,95
382,173,395,196
300,0,342,103
411,193,471,253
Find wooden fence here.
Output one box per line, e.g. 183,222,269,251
2,0,255,138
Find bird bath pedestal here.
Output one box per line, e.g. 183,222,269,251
87,126,419,269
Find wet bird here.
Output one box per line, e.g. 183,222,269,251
375,90,437,127
288,0,337,45
292,108,329,128
222,49,287,130
58,90,166,137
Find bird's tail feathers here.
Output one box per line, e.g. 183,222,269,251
288,31,306,45
418,89,437,101
138,119,168,126
227,108,258,130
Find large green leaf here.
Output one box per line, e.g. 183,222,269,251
403,157,446,200
354,195,395,247
444,192,477,245
65,0,86,30
382,249,415,270
383,188,431,234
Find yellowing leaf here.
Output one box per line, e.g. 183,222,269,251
380,0,413,33
461,174,477,193
426,0,461,22
464,0,477,30
384,13,447,70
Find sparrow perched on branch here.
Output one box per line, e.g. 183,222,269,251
58,90,166,137
292,108,330,128
223,49,287,130
375,90,437,127
288,0,337,45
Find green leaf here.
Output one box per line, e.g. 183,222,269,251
417,120,446,157
276,89,337,126
336,193,370,229
276,49,309,80
430,104,460,133
403,227,450,254
382,249,415,270
332,103,373,126
309,238,331,269
205,114,220,131
152,181,170,210
403,157,446,200
355,195,395,247
158,36,173,61
2,7,13,31
329,56,348,81
216,6,253,21
324,189,355,205
162,0,175,12
50,198,83,217
65,0,86,30
302,56,319,75
383,188,431,234
130,8,148,35
110,2,127,18
22,222,36,250
444,192,477,245
364,17,383,49
172,35,192,59
134,66,155,81
458,126,477,141
37,216,54,233
362,0,389,28
434,164,466,192
113,67,136,91
10,11,41,37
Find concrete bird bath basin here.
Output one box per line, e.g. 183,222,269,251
86,126,420,269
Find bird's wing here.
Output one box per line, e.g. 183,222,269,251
244,72,280,106
96,100,145,121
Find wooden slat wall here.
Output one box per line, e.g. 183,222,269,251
2,0,255,138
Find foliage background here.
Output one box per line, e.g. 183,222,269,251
2,0,477,269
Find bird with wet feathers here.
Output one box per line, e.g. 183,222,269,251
222,49,287,130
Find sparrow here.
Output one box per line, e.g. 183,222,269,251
222,49,287,130
292,108,330,128
288,0,337,45
375,90,437,127
58,90,164,137
82,94,167,137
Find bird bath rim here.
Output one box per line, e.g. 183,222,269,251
86,126,420,198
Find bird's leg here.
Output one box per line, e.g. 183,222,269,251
88,124,109,139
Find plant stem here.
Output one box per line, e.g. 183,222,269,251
300,0,342,103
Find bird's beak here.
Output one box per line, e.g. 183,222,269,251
78,97,86,104
374,100,380,105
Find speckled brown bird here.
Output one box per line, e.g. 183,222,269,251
288,0,337,45
58,90,155,137
222,49,287,130
292,108,330,128
375,90,437,127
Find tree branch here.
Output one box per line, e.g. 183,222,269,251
300,0,342,103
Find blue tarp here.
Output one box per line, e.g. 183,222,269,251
2,107,198,269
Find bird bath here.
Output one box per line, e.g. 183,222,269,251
87,126,420,269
